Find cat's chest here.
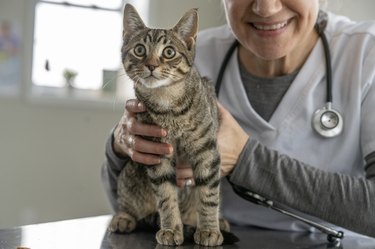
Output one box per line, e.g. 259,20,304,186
136,87,199,137
139,111,192,137
157,98,173,110
154,113,190,132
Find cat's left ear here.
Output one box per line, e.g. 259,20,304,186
173,8,198,50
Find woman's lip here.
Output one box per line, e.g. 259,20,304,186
248,18,292,37
251,20,289,31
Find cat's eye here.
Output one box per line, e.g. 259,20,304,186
134,44,146,57
162,46,176,59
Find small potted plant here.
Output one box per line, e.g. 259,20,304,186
63,69,77,89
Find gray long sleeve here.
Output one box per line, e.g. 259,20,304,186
230,138,375,237
101,128,130,211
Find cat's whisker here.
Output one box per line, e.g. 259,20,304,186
102,74,121,90
108,73,128,111
134,76,142,87
102,72,128,91
169,75,180,81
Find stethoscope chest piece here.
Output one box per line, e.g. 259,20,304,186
312,102,343,138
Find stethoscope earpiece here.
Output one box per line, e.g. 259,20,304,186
312,102,343,138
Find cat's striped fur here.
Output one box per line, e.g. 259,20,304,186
109,4,224,246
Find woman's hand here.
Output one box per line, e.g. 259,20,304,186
217,102,249,177
113,99,173,165
175,102,250,188
113,99,248,185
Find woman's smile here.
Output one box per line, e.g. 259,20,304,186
251,19,289,31
249,18,291,38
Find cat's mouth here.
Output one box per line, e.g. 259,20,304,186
143,70,161,80
139,76,173,89
145,74,159,80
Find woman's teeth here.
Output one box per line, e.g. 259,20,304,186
252,21,288,31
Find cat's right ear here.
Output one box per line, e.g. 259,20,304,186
123,4,146,39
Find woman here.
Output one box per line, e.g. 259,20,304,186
102,0,375,237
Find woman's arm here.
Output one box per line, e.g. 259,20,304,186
101,128,130,211
216,99,375,236
229,138,375,237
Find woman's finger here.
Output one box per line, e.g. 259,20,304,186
125,99,146,113
128,149,162,165
125,117,167,138
176,163,194,188
132,136,173,155
176,176,195,188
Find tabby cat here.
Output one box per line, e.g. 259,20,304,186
109,4,224,246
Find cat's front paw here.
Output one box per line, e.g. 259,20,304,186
156,228,184,246
194,228,223,246
109,212,136,233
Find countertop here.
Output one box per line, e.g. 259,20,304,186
1,215,374,249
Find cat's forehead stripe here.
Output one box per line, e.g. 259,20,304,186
156,34,167,44
141,29,169,45
153,29,166,42
144,33,153,43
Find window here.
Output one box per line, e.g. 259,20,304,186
32,0,124,91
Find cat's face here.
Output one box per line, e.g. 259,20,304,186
122,4,198,89
123,30,191,89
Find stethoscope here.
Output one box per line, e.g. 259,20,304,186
215,16,344,138
216,12,344,246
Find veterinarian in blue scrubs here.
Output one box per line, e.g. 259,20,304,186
102,0,375,238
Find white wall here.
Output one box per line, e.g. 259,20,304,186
0,0,374,229
0,99,118,227
147,0,226,29
327,0,375,21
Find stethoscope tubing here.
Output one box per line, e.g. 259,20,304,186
215,39,239,97
318,27,333,103
215,23,343,139
215,29,332,103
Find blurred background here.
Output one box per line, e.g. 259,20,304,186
0,0,374,229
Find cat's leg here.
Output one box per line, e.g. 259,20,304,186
147,158,184,246
109,162,157,233
192,150,223,246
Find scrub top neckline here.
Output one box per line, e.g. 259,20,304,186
219,38,327,135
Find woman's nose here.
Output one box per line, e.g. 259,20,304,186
252,0,282,17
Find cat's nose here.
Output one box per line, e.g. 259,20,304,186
147,65,158,71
